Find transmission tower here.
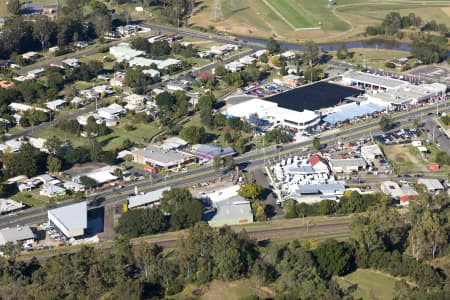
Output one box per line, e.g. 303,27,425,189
212,0,223,22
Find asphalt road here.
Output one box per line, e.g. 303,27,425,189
2,101,449,230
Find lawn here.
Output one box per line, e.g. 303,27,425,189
333,48,408,70
11,191,48,207
266,0,319,29
190,0,449,41
336,269,400,300
382,143,450,175
32,119,162,151
169,279,274,300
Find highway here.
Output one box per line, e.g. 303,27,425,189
2,101,449,230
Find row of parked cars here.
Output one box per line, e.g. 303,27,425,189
41,221,67,242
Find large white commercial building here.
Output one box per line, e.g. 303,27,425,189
48,202,87,238
225,98,320,131
342,71,408,91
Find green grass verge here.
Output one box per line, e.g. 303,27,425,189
336,268,401,300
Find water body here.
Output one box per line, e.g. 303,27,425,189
237,36,412,51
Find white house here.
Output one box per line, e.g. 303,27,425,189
98,103,126,119
124,94,146,111
225,62,245,72
46,99,67,111
142,69,160,78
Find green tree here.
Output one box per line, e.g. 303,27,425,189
179,126,207,144
116,208,168,237
303,41,320,65
197,94,217,111
80,176,97,189
33,16,55,51
214,65,227,77
313,137,321,150
224,156,235,170
379,114,394,132
266,37,280,54
47,155,62,173
3,144,47,177
238,183,263,201
314,239,354,276
44,136,63,157
213,155,221,171
7,0,22,15
413,118,422,129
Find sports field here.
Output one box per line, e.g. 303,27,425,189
265,0,320,29
189,0,450,42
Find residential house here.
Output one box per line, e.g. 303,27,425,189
282,74,302,87
45,99,67,111
40,184,66,198
98,103,126,119
0,199,24,214
225,62,245,72
124,94,146,111
22,52,40,62
109,43,145,62
62,58,80,68
142,69,160,78
0,80,16,89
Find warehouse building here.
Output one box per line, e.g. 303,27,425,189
225,98,320,132
127,187,170,209
48,202,87,239
342,71,408,91
0,226,35,246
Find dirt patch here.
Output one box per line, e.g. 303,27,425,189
64,162,109,177
383,144,428,173
441,7,450,17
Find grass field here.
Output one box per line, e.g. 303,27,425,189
336,269,400,300
31,119,161,151
266,0,320,29
382,143,450,175
189,0,450,42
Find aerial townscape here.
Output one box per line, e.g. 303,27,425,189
0,0,449,299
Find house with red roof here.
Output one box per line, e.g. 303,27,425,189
309,154,329,173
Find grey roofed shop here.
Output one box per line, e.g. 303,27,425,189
342,71,408,90
208,196,253,227
132,146,194,168
127,187,170,209
0,226,35,246
417,178,445,193
48,202,87,238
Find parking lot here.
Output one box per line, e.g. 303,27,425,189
406,65,450,84
375,128,422,145
237,81,291,98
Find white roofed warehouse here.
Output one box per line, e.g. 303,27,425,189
225,98,320,132
48,202,87,238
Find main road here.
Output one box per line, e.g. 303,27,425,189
2,101,449,230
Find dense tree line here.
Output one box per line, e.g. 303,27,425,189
116,188,204,237
0,187,449,299
364,12,449,64
0,1,116,59
283,191,388,218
